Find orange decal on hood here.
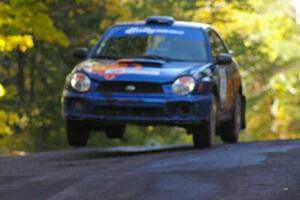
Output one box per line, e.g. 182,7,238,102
77,60,142,80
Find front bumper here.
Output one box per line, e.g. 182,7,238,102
62,91,213,126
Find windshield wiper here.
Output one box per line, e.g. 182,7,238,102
138,55,186,62
92,55,120,60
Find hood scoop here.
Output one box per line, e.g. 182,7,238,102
117,58,165,67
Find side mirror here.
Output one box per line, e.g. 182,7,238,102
216,53,232,65
72,47,88,59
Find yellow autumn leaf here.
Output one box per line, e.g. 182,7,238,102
0,35,34,52
0,83,5,97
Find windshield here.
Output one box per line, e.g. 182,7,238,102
92,26,207,62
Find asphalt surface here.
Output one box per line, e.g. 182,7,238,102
0,140,300,200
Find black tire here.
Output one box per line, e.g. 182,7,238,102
66,120,90,147
105,125,125,139
220,93,242,143
192,95,217,148
241,95,247,129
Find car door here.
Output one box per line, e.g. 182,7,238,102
208,30,235,113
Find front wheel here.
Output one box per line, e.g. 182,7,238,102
66,120,90,147
192,95,217,148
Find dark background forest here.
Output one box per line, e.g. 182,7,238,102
0,0,300,154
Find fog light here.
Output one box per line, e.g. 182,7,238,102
178,104,191,116
72,100,84,111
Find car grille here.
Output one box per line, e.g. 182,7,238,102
98,81,163,94
95,106,167,117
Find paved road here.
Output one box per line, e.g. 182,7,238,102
0,140,300,200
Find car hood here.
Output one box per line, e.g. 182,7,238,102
75,58,211,83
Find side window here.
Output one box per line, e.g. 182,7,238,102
209,31,227,57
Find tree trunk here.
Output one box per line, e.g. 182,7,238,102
30,53,35,103
17,49,25,106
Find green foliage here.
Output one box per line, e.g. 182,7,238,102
0,0,69,51
0,0,300,154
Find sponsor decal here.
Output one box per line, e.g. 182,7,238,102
125,27,185,35
219,68,227,109
77,60,160,80
191,63,213,79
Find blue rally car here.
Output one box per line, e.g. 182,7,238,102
62,16,246,148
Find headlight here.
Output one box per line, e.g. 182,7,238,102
172,76,195,96
70,72,91,92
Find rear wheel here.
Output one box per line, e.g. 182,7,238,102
105,125,126,139
66,120,90,147
192,95,217,148
220,93,242,143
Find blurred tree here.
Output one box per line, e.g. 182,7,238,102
0,0,300,154
0,0,69,152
